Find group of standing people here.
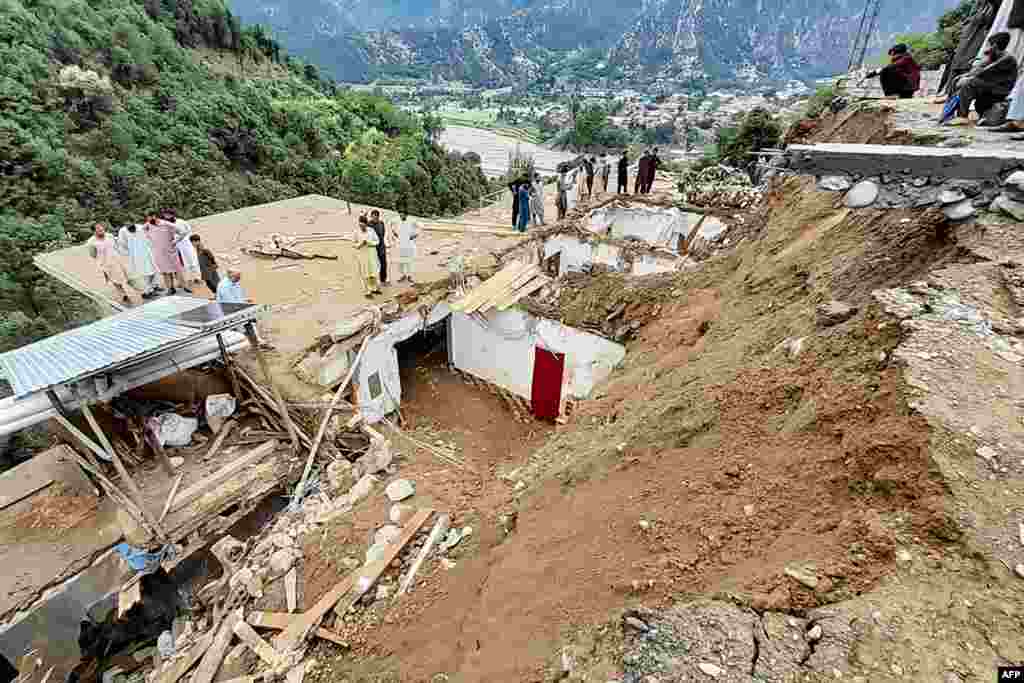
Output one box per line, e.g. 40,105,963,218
510,174,547,231
87,209,220,304
355,208,421,297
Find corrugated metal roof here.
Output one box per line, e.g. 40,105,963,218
0,296,261,398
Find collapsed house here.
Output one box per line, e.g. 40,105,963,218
297,261,627,424
0,296,309,682
496,198,732,279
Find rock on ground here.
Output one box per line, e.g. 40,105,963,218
385,478,415,502
620,601,852,682
818,175,851,192
326,459,356,495
844,180,879,208
816,300,857,328
389,503,415,525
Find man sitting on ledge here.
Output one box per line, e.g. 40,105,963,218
866,44,921,99
947,31,1018,126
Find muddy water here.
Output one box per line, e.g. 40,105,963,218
439,126,575,177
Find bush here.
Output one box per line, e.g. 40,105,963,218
805,86,835,118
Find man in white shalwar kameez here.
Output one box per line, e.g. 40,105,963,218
118,223,160,298
395,211,420,283
165,209,201,285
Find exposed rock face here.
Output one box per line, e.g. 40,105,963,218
227,0,958,85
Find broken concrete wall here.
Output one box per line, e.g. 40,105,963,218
588,206,699,251
354,304,450,423
0,549,131,683
449,308,625,403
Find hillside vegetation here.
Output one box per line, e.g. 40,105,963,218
0,0,489,350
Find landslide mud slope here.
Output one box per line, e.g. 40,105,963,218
307,133,1024,683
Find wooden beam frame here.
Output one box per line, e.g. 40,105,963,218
244,322,299,449
80,402,168,541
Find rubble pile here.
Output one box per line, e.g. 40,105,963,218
681,164,765,210
143,418,465,683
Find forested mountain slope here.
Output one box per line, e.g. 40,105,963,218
0,0,488,350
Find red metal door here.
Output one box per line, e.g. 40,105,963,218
531,346,565,421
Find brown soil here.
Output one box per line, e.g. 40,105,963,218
300,343,552,618
305,176,959,683
14,492,99,531
786,103,913,146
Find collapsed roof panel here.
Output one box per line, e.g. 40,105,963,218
0,297,266,399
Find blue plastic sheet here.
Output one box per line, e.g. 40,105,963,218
114,542,174,574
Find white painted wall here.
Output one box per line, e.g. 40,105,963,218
355,304,447,423
588,207,700,251
544,235,593,276
449,308,625,403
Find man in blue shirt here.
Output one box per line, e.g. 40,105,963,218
217,269,272,348
216,268,247,303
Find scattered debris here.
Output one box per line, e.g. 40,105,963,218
385,479,416,502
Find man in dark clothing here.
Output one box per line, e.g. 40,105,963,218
949,31,1018,124
644,148,661,193
635,150,649,194
368,209,388,285
940,0,1000,94
617,153,629,194
584,156,596,198
509,180,521,228
189,234,219,294
867,44,921,98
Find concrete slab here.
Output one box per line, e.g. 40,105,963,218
788,142,1024,180
0,549,130,683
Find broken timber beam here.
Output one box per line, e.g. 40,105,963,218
80,402,168,541
293,336,370,504
332,508,434,618
235,367,312,449
159,474,183,524
167,440,278,515
154,632,214,683
191,610,243,683
245,323,299,450
398,513,450,596
247,612,348,646
275,508,433,650
232,620,283,669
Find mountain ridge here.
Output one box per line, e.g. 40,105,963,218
228,0,963,86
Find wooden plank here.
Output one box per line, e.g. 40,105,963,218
495,275,551,311
456,262,530,314
275,507,433,650
247,613,351,647
481,266,542,314
232,620,282,669
81,403,167,541
285,568,298,613
332,508,434,618
286,662,305,683
245,323,300,450
169,441,277,515
159,474,184,523
153,632,214,683
203,419,237,462
451,262,525,313
466,262,534,314
0,480,53,512
398,513,450,596
294,336,370,503
192,609,243,683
